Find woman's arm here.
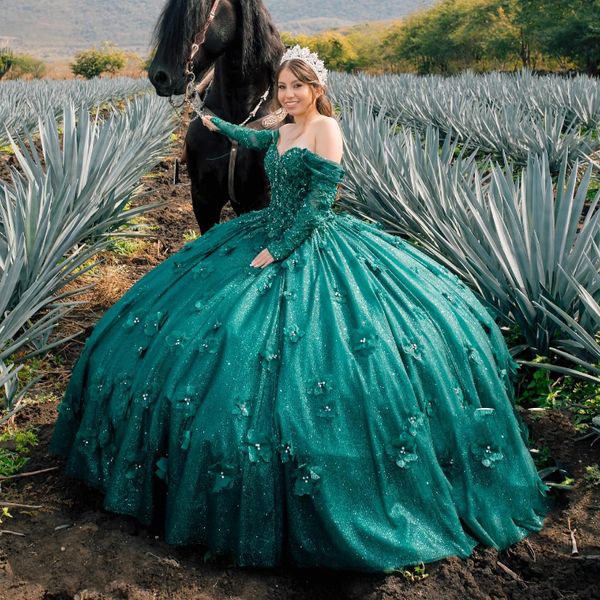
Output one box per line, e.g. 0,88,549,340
201,115,275,151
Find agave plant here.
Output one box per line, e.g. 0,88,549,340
0,94,176,414
340,99,600,364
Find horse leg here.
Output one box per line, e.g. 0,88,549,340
189,166,226,234
230,151,271,216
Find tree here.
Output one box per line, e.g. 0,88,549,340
541,0,600,74
312,33,358,72
71,45,125,79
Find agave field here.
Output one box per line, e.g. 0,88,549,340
0,71,599,598
0,77,152,146
331,70,600,385
0,78,175,422
1,69,599,422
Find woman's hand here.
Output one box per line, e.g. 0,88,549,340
251,248,275,268
201,114,218,131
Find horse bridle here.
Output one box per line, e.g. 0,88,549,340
176,0,271,126
171,0,284,205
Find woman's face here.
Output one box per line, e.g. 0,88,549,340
277,67,319,117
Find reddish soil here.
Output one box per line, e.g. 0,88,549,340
1,152,599,600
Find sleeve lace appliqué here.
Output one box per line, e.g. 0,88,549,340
268,151,344,261
211,116,275,151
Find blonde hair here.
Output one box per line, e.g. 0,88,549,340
273,58,334,117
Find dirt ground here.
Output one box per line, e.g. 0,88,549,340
0,149,599,600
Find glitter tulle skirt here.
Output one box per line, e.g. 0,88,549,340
50,210,551,571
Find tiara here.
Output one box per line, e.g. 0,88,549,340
280,45,328,86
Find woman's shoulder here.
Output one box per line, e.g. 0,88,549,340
311,115,340,132
311,116,343,163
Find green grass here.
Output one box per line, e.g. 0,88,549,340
0,429,38,478
107,237,147,256
517,356,557,408
584,464,600,486
16,358,43,387
183,229,199,242
0,507,12,525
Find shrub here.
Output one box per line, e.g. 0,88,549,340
0,48,14,80
71,45,126,79
7,54,46,79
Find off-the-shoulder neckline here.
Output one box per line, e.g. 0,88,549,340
273,129,344,169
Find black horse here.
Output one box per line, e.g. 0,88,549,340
148,0,284,233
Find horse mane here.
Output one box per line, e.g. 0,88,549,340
153,0,283,75
239,0,283,76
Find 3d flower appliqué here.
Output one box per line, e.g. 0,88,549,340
332,288,347,304
219,244,237,256
155,456,168,481
116,372,132,392
276,440,295,463
123,314,142,331
366,257,386,275
283,324,304,343
318,402,338,419
282,255,306,271
191,264,214,279
173,384,201,418
165,331,188,351
471,443,504,468
281,289,297,301
465,343,479,364
231,400,251,419
390,433,418,469
180,429,191,450
125,451,144,481
245,267,261,278
402,342,421,359
406,412,424,436
245,430,272,463
89,368,110,399
198,335,220,354
193,295,210,312
138,381,159,410
307,378,334,397
143,311,167,337
259,346,280,372
293,464,321,496
208,462,237,493
352,325,379,357
257,279,273,295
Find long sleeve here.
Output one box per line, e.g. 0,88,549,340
268,151,344,261
211,116,275,151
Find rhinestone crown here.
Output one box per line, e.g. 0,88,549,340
280,45,328,86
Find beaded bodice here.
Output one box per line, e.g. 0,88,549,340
210,117,345,260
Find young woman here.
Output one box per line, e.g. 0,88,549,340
51,46,550,572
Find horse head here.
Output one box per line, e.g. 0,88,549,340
149,0,283,98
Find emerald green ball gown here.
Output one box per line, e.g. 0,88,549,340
51,116,551,571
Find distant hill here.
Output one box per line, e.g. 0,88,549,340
1,0,435,58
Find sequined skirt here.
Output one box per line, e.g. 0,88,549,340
50,210,551,571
